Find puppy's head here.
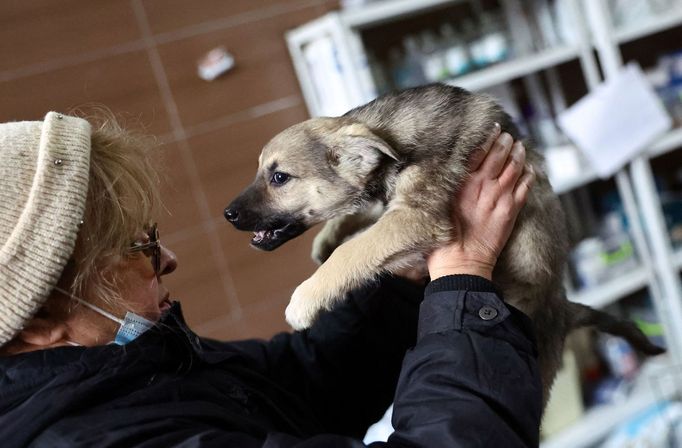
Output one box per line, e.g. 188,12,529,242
225,117,399,251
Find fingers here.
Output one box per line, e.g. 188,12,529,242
497,141,526,190
478,131,515,179
468,123,501,171
513,164,536,205
490,141,534,216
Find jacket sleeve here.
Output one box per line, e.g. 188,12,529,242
226,275,426,437
385,274,543,447
223,275,542,448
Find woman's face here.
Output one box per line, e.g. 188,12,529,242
65,228,178,346
109,239,177,322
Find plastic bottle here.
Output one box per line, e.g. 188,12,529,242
440,23,471,77
400,36,428,87
479,12,510,65
464,19,487,68
600,212,637,279
572,237,608,288
419,31,448,82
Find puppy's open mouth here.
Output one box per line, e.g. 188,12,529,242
250,222,306,251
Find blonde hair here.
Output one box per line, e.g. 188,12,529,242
67,109,163,305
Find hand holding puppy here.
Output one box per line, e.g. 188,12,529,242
427,125,536,281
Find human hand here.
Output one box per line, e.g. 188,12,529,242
427,124,535,281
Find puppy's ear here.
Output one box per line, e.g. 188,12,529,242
328,123,400,174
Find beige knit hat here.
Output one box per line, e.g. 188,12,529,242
0,112,91,346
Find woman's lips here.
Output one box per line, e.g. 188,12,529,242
159,295,172,312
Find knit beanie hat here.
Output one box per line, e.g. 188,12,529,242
0,112,91,346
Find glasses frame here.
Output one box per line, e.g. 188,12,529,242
128,223,161,275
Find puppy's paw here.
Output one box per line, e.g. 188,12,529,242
286,280,324,330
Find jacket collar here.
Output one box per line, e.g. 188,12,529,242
0,302,200,400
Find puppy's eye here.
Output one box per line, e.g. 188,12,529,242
271,172,290,185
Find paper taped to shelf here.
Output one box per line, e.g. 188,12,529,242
557,63,672,178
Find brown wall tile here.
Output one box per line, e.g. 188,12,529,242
141,0,302,35
164,229,235,328
155,5,323,128
0,0,141,72
1,0,343,340
199,296,292,341
0,50,171,135
155,143,206,238
220,222,318,308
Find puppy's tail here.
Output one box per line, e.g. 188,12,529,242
567,302,665,355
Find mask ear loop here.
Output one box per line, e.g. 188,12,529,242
53,286,125,326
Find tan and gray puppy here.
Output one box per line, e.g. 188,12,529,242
225,84,662,400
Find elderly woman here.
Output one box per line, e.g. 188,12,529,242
0,112,539,447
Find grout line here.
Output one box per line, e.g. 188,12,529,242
0,0,329,84
131,0,243,319
155,95,303,145
0,40,147,83
152,0,328,46
183,95,303,139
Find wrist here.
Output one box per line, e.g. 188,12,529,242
428,259,495,281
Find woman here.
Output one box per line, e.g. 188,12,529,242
0,112,539,447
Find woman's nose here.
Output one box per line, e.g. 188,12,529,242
158,245,178,276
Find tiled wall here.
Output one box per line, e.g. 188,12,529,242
1,0,339,340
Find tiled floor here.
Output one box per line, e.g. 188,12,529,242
1,0,339,340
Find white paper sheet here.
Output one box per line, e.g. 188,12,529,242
557,63,672,178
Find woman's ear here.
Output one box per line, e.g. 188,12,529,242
18,317,68,348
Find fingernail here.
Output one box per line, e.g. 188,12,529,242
493,122,501,131
512,142,524,158
499,132,512,146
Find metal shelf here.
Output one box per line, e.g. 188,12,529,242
340,0,461,29
568,266,650,309
444,46,580,92
614,9,682,44
647,127,682,159
548,127,682,195
674,248,682,271
541,355,679,448
549,146,599,195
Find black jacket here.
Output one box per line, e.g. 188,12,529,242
0,275,542,447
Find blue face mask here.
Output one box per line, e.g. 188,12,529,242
55,287,155,345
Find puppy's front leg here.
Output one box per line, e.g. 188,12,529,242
286,206,448,330
311,204,384,264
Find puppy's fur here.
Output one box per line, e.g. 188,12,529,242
226,84,662,401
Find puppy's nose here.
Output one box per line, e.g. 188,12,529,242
224,207,239,222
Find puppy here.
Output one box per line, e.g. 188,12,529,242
226,84,663,401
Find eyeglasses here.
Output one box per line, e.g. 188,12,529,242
128,223,161,275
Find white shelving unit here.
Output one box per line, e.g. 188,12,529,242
648,126,682,159
674,248,682,270
543,2,682,446
543,355,680,448
548,144,598,194
445,45,581,92
568,266,649,309
285,1,682,447
340,0,460,28
614,8,682,44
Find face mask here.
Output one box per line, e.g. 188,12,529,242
54,286,155,345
